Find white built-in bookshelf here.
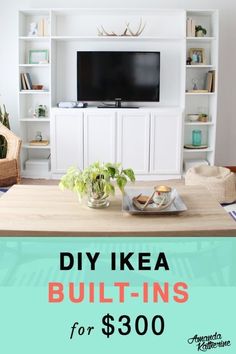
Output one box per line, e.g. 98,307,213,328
18,10,51,177
18,8,219,178
184,10,219,170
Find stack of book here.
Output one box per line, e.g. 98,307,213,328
206,70,216,92
37,18,50,37
186,17,196,37
20,73,33,90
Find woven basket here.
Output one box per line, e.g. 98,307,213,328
0,123,22,187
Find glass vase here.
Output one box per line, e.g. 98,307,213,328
192,129,202,146
87,180,110,208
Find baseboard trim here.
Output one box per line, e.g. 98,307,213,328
225,166,236,173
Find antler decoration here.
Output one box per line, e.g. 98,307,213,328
97,18,146,37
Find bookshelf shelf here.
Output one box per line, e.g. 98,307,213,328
20,118,50,122
22,144,51,150
19,64,50,67
19,90,51,94
185,92,215,96
184,148,213,153
186,65,214,69
186,36,215,42
51,35,184,42
184,122,214,126
19,9,50,15
19,36,50,41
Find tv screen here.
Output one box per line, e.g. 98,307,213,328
77,51,160,102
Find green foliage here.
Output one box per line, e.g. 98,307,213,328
195,25,207,35
59,162,136,199
0,104,10,159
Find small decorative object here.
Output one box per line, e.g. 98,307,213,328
186,57,192,65
35,131,43,142
28,107,37,118
189,48,206,65
187,114,199,122
153,185,172,206
35,104,47,118
59,162,135,209
192,129,202,146
28,22,38,36
29,49,49,64
186,78,209,93
124,188,187,214
136,195,153,205
97,18,146,37
195,25,207,37
128,187,181,213
192,78,198,90
32,85,44,90
198,113,208,122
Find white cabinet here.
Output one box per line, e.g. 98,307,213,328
117,112,150,174
51,108,183,179
150,113,182,174
84,112,116,166
51,111,83,174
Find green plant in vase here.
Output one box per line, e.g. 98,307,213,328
59,162,136,208
0,104,10,159
195,25,207,37
198,113,208,122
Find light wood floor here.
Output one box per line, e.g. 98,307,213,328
20,175,236,186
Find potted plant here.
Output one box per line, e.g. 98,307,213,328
198,113,208,122
195,25,207,37
59,162,135,208
0,104,10,159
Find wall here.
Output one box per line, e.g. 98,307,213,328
0,0,236,166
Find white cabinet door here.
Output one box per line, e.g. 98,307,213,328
51,112,83,174
117,112,150,174
150,113,182,174
84,112,116,166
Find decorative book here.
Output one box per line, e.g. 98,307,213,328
29,140,49,146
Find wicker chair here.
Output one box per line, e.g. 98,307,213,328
0,123,22,187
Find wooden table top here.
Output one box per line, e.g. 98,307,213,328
0,183,236,237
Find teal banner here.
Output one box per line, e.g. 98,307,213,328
0,237,235,353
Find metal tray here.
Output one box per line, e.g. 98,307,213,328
122,188,187,215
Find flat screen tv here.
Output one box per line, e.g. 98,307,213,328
77,51,160,107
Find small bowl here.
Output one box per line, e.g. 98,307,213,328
187,114,199,122
32,84,44,90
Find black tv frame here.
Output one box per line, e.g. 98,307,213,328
77,51,160,108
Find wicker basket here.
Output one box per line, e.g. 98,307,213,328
0,123,22,187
